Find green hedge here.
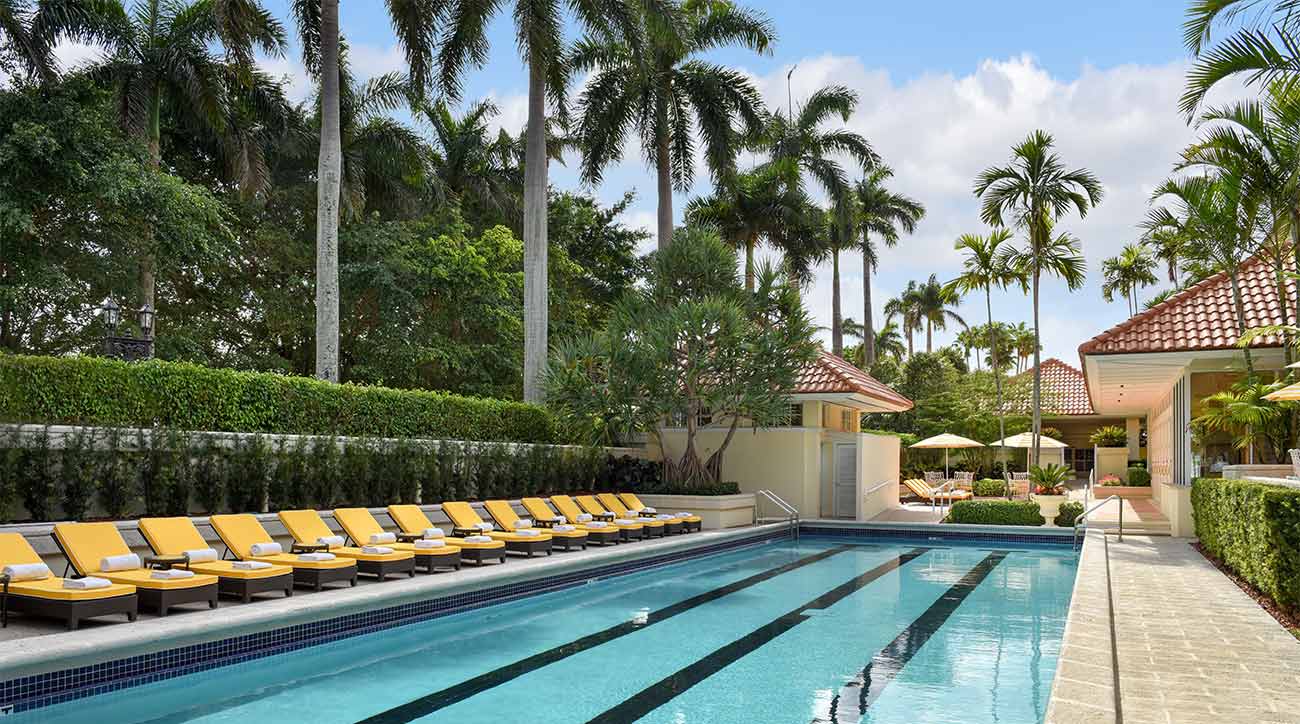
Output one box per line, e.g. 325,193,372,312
1055,501,1084,527
0,354,558,442
1126,467,1151,486
972,478,1007,497
1192,478,1300,614
946,500,1044,526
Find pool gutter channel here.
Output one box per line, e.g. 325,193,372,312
1043,527,1121,724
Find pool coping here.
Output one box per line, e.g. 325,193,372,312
0,523,790,714
800,518,1077,545
1043,528,1118,724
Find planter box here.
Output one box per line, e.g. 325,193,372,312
1031,494,1068,526
1094,447,1130,482
636,493,756,530
1093,485,1152,499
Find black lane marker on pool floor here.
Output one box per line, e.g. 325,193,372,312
818,550,1010,724
584,547,932,724
357,545,856,724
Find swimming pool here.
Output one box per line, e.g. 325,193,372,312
13,537,1077,723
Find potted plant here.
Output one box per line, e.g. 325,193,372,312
1029,463,1070,524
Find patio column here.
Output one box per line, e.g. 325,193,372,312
1126,417,1141,461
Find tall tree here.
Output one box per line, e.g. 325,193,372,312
1101,243,1159,317
852,165,924,367
756,84,877,202
431,0,634,402
0,0,116,83
575,0,772,250
913,273,965,353
975,130,1100,464
883,281,923,358
419,98,522,226
1180,0,1300,115
826,198,857,356
946,227,1024,477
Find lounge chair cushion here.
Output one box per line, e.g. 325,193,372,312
210,515,354,570
186,560,290,580
387,505,505,550
0,533,136,601
98,568,216,591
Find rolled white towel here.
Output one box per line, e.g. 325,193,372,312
655,514,675,520
249,542,283,557
676,512,694,518
641,506,658,514
3,563,51,582
316,535,345,548
422,528,445,539
184,548,219,564
414,539,445,549
554,515,567,524
63,576,111,590
515,518,533,529
150,568,195,580
100,553,141,572
462,535,493,543
297,552,336,562
615,518,640,526
361,545,394,555
513,529,540,537
368,532,397,545
576,513,593,522
232,560,273,570
552,524,577,532
584,521,609,529
474,522,494,532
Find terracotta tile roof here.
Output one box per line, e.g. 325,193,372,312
793,352,913,411
1008,358,1095,416
1078,255,1296,356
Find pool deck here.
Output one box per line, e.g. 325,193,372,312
1045,530,1300,724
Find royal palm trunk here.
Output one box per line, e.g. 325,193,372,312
314,0,342,383
831,248,842,356
522,59,549,402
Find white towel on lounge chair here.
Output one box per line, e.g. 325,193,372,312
515,519,533,529
474,522,494,532
231,560,272,570
297,552,336,562
576,513,593,522
249,542,283,556
615,518,640,526
100,553,141,572
463,535,493,543
554,515,567,524
676,512,693,517
584,521,609,529
369,532,397,544
63,576,110,590
655,514,675,520
3,563,50,581
553,524,577,532
184,548,219,563
513,529,540,537
361,545,393,555
414,539,445,549
150,568,195,580
422,528,444,539
640,506,657,514
316,535,345,548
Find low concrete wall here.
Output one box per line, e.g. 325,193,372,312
1222,464,1294,480
1092,485,1152,499
636,493,756,530
858,434,900,521
1157,483,1195,537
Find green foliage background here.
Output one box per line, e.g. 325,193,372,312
1192,478,1300,614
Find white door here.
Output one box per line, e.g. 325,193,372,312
833,442,858,519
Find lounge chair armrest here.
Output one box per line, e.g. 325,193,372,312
395,532,424,543
452,526,481,537
637,512,657,518
291,542,328,554
594,512,616,521
144,554,189,570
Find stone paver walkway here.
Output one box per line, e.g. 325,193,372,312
1047,533,1300,724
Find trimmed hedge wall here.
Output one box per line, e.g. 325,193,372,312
946,500,1044,526
972,478,1007,497
1055,501,1084,527
1126,467,1151,486
1192,477,1300,614
0,354,558,442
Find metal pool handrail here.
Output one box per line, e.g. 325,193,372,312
1074,495,1122,551
755,489,799,542
931,479,960,517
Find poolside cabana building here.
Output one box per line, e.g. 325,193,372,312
656,352,913,522
1078,256,1294,536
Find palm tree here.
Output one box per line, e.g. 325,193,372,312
826,199,858,356
1101,243,1159,317
884,281,923,358
756,85,877,201
1144,288,1178,310
873,320,906,361
1180,1,1300,116
424,0,635,402
947,227,1024,476
853,166,925,367
419,99,522,224
975,130,1101,464
914,274,965,353
1011,322,1037,374
575,0,773,250
0,0,115,83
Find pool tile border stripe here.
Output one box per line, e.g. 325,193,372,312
803,525,1074,546
821,550,1010,723
0,528,790,715
586,547,933,724
359,545,858,723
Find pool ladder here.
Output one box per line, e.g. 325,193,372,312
1073,495,1123,552
755,489,799,542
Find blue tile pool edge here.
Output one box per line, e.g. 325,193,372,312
0,527,792,715
801,524,1077,546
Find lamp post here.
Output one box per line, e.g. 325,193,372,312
101,299,154,361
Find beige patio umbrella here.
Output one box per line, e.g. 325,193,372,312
1264,381,1300,401
910,433,984,479
990,431,1068,472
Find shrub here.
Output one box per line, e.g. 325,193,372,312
226,435,271,513
17,427,54,521
309,436,340,509
0,427,20,522
58,427,98,521
1029,464,1070,495
1126,467,1151,486
1055,501,1084,527
972,478,1007,497
338,438,373,506
1192,478,1300,614
0,354,560,443
1089,425,1127,447
191,436,225,515
946,500,1044,526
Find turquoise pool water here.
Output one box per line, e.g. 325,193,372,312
15,538,1077,723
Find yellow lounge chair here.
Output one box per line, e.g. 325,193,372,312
52,522,218,617
619,492,702,532
278,510,416,580
598,493,678,536
441,501,553,557
386,505,507,565
559,495,644,542
483,500,587,552
333,508,461,573
138,517,294,602
521,498,621,545
902,478,973,503
209,514,357,591
0,533,137,629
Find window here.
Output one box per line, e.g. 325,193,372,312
787,404,803,427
